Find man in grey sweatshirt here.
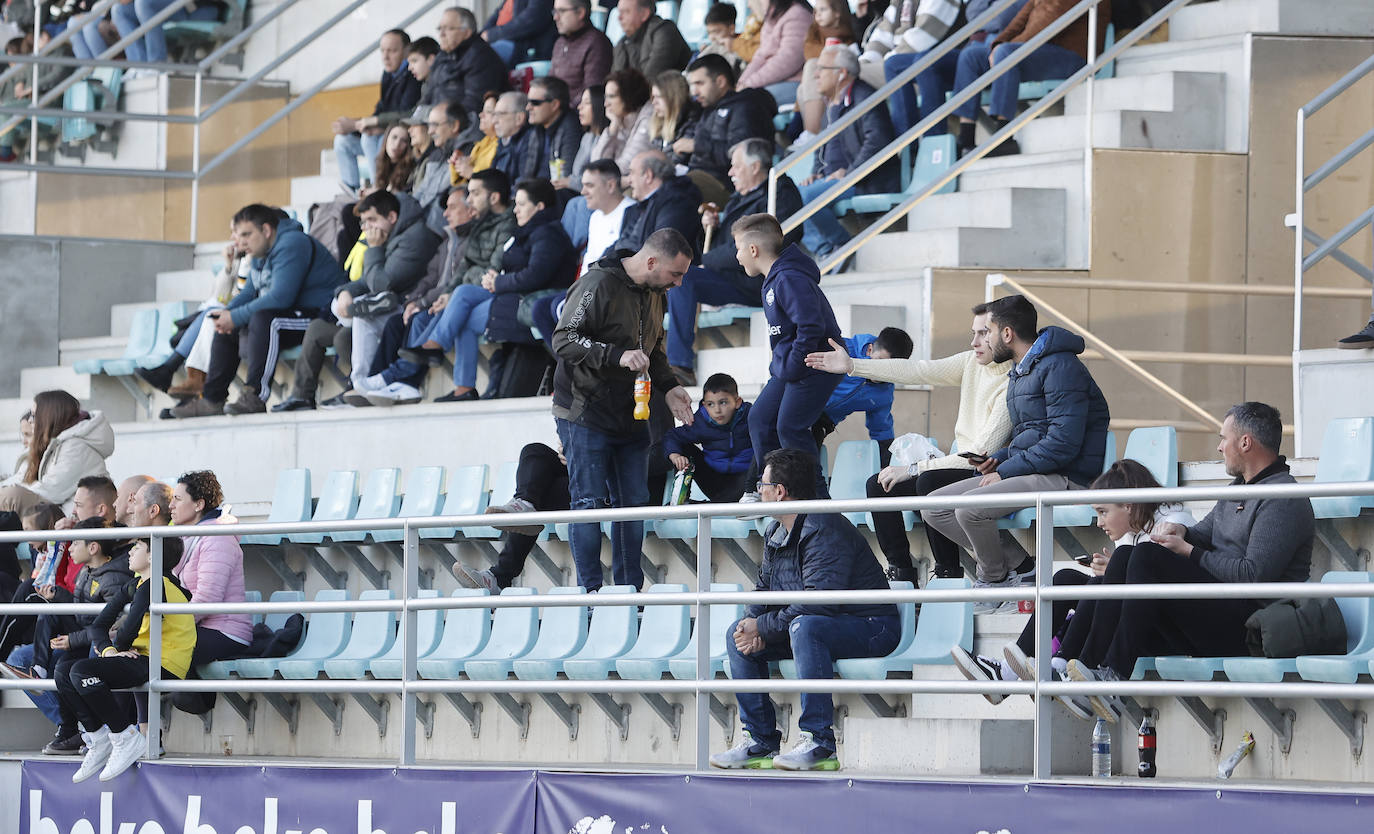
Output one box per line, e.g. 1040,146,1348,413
1070,402,1314,721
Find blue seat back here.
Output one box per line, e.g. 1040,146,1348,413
676,0,709,45
886,579,918,656
1123,426,1178,488
443,464,490,516
574,585,639,659
702,582,746,658
1312,418,1374,519
481,587,540,659
123,308,161,361
914,577,974,654
605,9,624,44
526,586,590,659
913,135,958,196
406,589,447,659
313,470,360,523
831,439,880,524
288,590,353,660
465,461,517,538
628,584,691,658
343,589,398,659
263,590,305,632
430,589,492,658
399,466,446,518
1322,571,1374,654
264,469,312,524
356,468,402,521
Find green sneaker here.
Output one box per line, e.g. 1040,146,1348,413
772,731,840,771
709,731,779,769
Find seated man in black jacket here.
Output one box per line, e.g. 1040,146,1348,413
797,45,899,263
682,54,777,206
614,150,702,253
481,0,557,66
710,448,901,772
666,137,802,385
429,7,509,119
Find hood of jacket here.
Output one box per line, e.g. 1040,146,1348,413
55,411,115,460
388,192,426,247
1012,326,1085,377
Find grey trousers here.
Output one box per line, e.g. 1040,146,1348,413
921,472,1079,583
289,318,351,402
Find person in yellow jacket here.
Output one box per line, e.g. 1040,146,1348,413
59,536,196,784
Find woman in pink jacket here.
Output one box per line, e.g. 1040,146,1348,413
170,470,253,667
737,0,814,106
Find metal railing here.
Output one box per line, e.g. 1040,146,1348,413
1288,53,1374,455
0,0,453,241
770,0,1195,276
2,479,1374,778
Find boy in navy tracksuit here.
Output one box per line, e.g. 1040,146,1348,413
664,373,754,502
815,328,915,466
733,213,842,498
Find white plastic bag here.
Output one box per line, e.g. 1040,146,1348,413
889,433,944,467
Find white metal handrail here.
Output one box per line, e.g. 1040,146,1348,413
2,478,1372,774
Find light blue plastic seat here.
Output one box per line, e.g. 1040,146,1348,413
465,587,588,679
466,461,538,539
418,587,537,679
613,583,744,680
559,584,689,680
375,589,488,679
1000,432,1116,530
260,590,305,632
513,586,637,679
74,307,160,375
199,590,305,679
696,305,761,330
1123,425,1179,488
1153,655,1225,682
321,590,441,679
840,578,974,677
835,137,957,216
328,468,401,543
654,480,758,540
830,439,881,527
244,590,262,623
279,589,393,679
241,469,312,546
372,466,447,542
604,8,623,43
421,464,490,539
1015,23,1115,103
234,590,351,679
1310,418,1374,520
1296,571,1374,683
287,470,359,545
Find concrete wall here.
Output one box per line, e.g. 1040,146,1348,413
0,236,191,396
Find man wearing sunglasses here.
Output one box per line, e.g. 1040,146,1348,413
524,76,584,193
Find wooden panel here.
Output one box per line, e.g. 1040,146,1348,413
284,84,379,183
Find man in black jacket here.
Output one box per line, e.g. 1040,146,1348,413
491,91,538,187
610,0,693,81
331,29,422,192
525,76,583,191
797,45,899,261
552,229,697,592
710,448,900,772
481,0,557,65
430,7,510,120
682,54,777,205
666,137,803,385
614,150,702,253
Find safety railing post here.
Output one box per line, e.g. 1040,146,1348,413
191,71,203,245
695,512,714,771
1031,499,1054,780
1292,107,1306,455
148,534,164,759
400,522,419,766
1083,1,1098,264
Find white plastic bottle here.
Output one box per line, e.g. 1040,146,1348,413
1091,718,1112,777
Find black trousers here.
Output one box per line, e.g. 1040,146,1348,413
866,467,978,574
204,308,311,402
681,447,752,504
492,443,571,588
1102,541,1256,678
56,655,177,735
31,611,80,673
1015,567,1092,657
1054,543,1134,667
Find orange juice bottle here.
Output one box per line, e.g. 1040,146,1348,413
633,372,651,421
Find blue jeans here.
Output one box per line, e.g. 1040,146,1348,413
884,48,960,135
666,266,760,368
334,131,384,190
413,284,493,388
490,39,518,66
556,417,651,592
111,0,219,62
530,293,563,350
765,80,800,107
954,41,1086,121
67,15,109,61
728,613,901,749
561,195,591,251
6,643,63,726
174,309,207,357
751,372,841,497
797,179,853,258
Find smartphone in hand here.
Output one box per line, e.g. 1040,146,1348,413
1074,553,1094,566
959,451,989,465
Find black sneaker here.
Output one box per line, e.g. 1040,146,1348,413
951,646,1006,705
348,291,399,318
1338,320,1374,349
42,732,83,755
885,565,918,585
271,397,316,412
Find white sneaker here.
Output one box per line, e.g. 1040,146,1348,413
1002,643,1035,682
708,730,779,769
771,731,839,771
735,491,765,520
452,565,499,593
99,725,145,781
71,727,112,783
973,572,1020,615
357,373,387,393
364,381,423,407
485,497,543,536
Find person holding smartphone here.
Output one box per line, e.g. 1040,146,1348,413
804,303,1013,584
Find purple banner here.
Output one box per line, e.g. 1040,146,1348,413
22,761,537,834
534,771,1374,834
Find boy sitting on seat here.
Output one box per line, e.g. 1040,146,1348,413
812,327,915,466
664,373,754,503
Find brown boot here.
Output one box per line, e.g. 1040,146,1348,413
167,368,205,399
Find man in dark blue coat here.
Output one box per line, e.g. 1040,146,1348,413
921,294,1110,613
614,150,702,253
481,0,557,65
430,7,510,119
796,44,899,261
710,448,901,771
734,214,843,499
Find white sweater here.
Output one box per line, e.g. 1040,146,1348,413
850,350,1013,473
1116,503,1196,548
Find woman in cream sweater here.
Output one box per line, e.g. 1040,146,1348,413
806,304,1012,583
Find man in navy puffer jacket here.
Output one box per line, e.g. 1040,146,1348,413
922,294,1109,613
664,373,754,502
734,213,842,499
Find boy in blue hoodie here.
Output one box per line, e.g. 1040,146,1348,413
734,213,842,498
665,373,754,502
814,328,914,467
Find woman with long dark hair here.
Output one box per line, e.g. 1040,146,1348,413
591,68,654,176
370,123,418,193
0,391,113,515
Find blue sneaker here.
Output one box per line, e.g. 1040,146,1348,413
772,731,839,771
709,731,779,769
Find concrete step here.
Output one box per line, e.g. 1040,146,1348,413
20,364,91,401
193,241,230,272
1167,0,1374,40
320,147,341,180
59,336,126,367
0,397,30,428
1113,34,1249,153
856,188,1066,270
109,300,164,339
746,302,914,348
695,345,770,387
291,175,347,208
1016,72,1227,154
157,268,219,304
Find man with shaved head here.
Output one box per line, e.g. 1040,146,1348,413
115,476,154,527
